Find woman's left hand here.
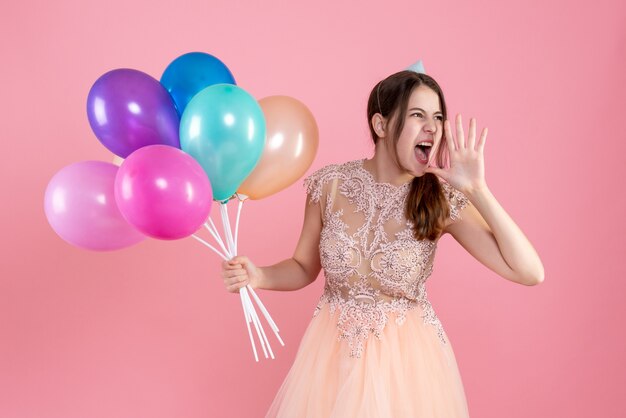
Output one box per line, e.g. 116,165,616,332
425,114,488,194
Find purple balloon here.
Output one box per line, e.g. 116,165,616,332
114,145,212,240
87,68,180,158
44,161,146,251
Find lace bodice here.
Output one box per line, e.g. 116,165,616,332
304,159,470,358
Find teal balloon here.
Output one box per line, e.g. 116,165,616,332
180,84,266,202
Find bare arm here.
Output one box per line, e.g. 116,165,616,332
222,195,323,292
444,185,545,286
426,115,545,287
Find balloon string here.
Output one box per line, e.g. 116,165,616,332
208,217,228,253
234,199,244,254
204,218,231,259
216,203,260,358
232,200,283,351
220,203,236,256
191,234,228,260
248,285,280,333
247,285,284,346
240,290,259,362
242,286,271,359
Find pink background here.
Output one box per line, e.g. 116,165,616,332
2,0,625,416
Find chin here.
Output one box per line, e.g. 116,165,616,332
408,162,428,174
403,166,425,178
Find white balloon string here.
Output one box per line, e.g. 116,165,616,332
247,291,275,360
218,204,233,255
247,285,283,347
244,287,274,359
247,285,278,331
221,203,236,256
219,203,264,360
208,217,226,247
204,219,231,259
213,201,280,361
234,199,244,254
242,287,269,359
191,234,228,261
240,290,259,362
243,288,275,358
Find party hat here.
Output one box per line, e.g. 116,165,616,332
406,59,426,74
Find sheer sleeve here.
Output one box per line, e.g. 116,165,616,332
303,169,323,205
441,181,471,222
303,163,342,205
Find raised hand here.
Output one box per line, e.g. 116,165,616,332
425,114,488,194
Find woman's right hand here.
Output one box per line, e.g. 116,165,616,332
221,255,263,293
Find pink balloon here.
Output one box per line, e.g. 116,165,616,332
115,145,212,240
44,161,146,251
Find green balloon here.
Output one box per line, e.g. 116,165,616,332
180,84,266,202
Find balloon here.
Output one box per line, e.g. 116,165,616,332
87,68,180,158
114,145,212,240
238,96,319,200
44,161,146,251
160,52,236,115
112,155,124,166
179,84,266,202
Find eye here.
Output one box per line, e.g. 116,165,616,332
410,112,424,118
435,115,444,121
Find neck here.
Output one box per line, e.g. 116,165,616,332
363,142,415,186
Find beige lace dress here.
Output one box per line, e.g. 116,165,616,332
266,158,471,418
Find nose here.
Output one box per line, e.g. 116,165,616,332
424,118,437,134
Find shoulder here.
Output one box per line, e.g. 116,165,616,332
304,159,360,192
303,159,362,203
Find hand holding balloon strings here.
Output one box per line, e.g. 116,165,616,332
190,200,284,362
176,81,286,362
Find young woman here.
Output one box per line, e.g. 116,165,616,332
222,70,544,417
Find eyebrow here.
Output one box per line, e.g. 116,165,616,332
408,107,443,115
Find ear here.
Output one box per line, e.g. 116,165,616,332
371,113,387,139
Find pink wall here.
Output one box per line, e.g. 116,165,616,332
2,0,625,416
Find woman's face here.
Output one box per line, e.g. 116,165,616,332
392,85,443,176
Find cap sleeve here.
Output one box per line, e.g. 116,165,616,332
441,181,471,222
303,163,342,205
303,170,323,204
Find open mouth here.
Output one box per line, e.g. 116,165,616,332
415,142,432,164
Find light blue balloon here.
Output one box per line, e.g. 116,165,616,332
161,52,236,115
180,84,266,202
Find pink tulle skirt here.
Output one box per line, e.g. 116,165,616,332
265,302,469,417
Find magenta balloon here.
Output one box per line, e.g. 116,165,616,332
115,145,212,240
44,161,146,251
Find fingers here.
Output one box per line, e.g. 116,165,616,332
447,115,483,151
222,269,249,293
230,255,248,264
455,114,465,149
477,127,488,152
222,261,242,270
427,139,440,167
225,277,249,293
221,255,253,293
444,120,456,152
467,117,476,150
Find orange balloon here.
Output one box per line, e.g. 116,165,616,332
238,96,319,200
112,155,124,166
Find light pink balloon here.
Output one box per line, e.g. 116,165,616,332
114,145,212,240
44,161,146,251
